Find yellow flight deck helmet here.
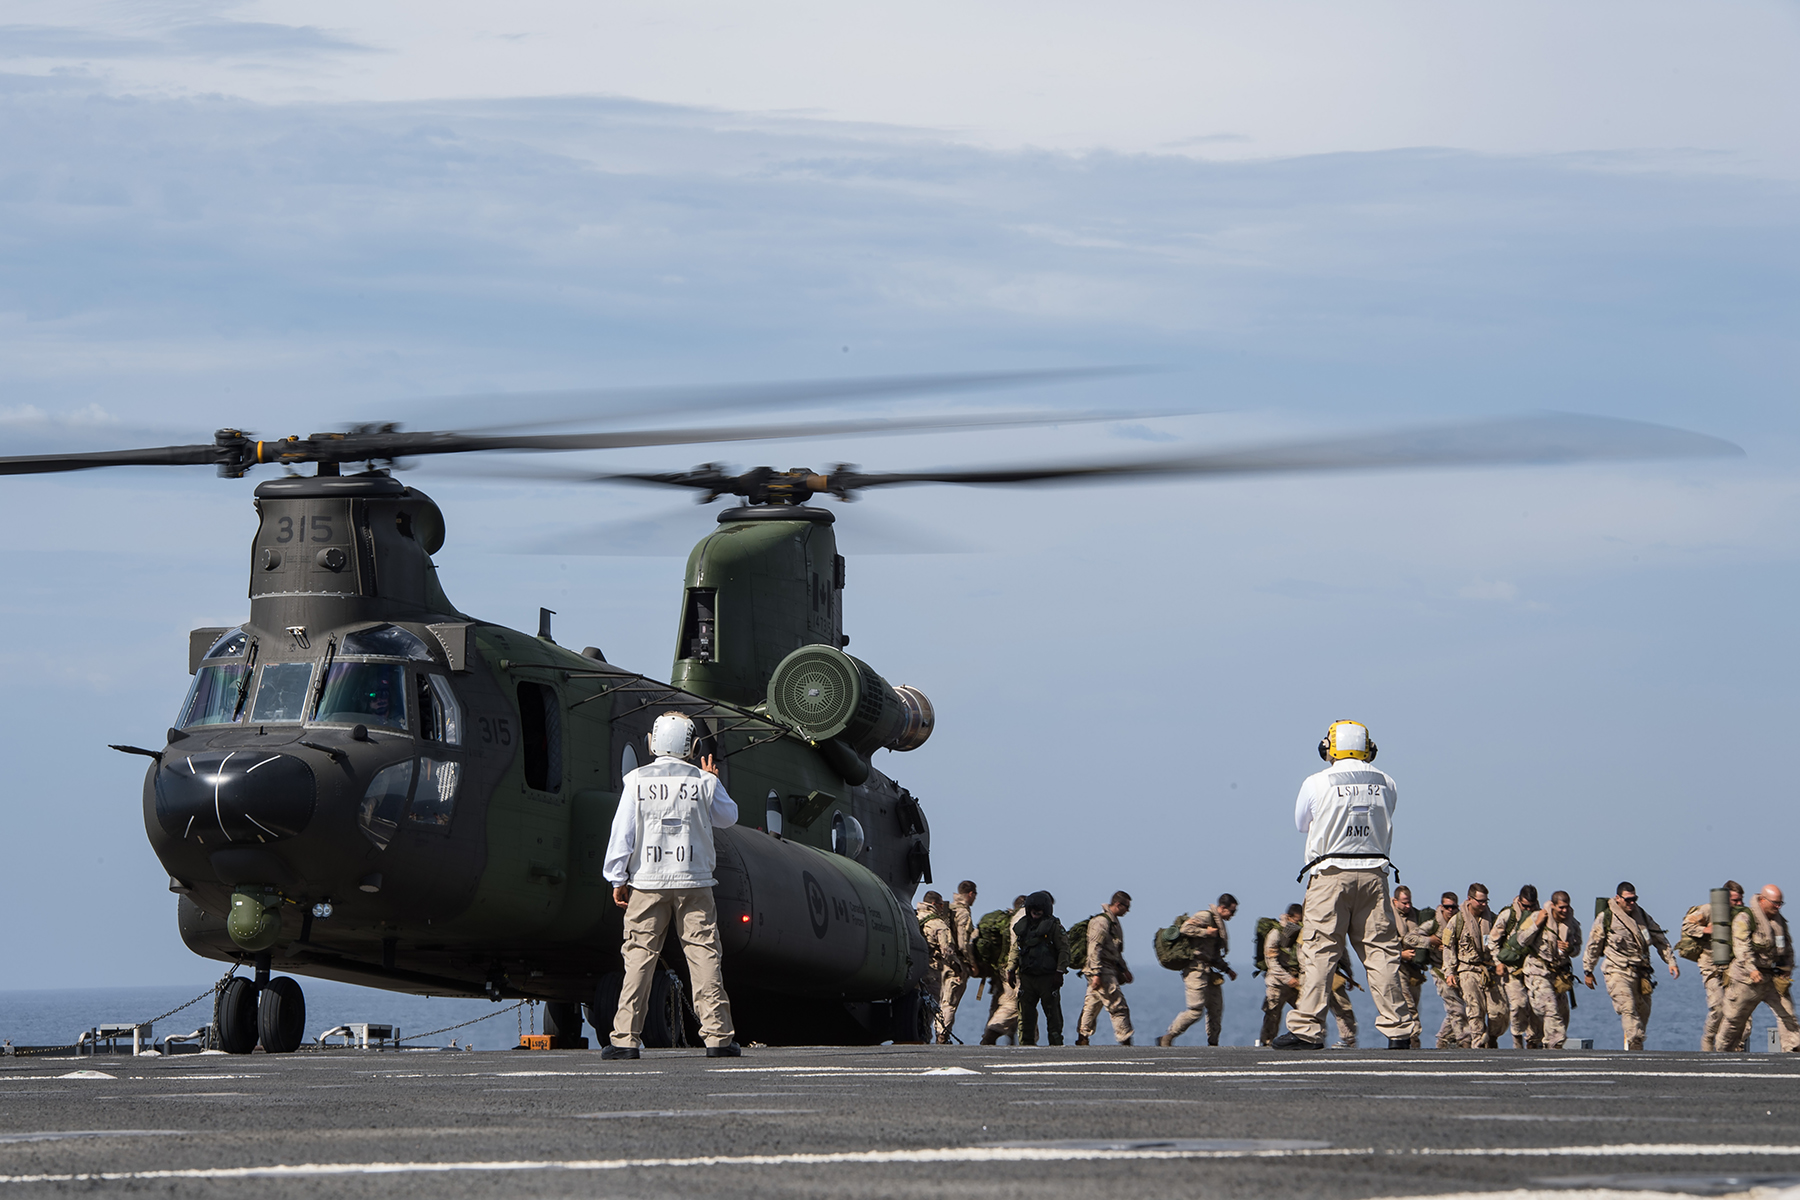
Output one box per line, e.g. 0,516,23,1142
1318,720,1377,763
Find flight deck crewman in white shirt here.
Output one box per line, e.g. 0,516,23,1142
1271,719,1421,1050
601,711,741,1059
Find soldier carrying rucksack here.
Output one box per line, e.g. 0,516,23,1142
1680,880,1745,1051
978,896,1028,1045
1007,891,1070,1047
1075,891,1135,1046
1158,894,1238,1047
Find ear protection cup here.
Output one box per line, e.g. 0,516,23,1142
1318,737,1331,762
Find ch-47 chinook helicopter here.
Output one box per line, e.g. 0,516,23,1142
0,375,1739,1054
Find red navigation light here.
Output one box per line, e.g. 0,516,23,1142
740,914,751,923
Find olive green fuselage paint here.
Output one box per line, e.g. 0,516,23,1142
149,481,932,1044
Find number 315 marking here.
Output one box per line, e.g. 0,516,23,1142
479,717,513,746
274,515,334,544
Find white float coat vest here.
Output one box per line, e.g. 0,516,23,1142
1296,761,1398,876
624,759,724,889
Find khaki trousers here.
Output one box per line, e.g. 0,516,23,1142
1016,972,1064,1046
1166,968,1222,1044
1077,971,1133,1042
1327,979,1358,1045
939,973,969,1042
1701,965,1728,1051
1718,978,1800,1053
1603,965,1653,1051
1261,978,1298,1045
1433,974,1466,1049
1398,971,1425,1048
983,976,1020,1043
1286,869,1418,1044
1525,975,1571,1048
1456,968,1507,1048
612,886,733,1048
1503,972,1543,1048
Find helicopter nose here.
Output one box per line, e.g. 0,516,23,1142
154,750,317,844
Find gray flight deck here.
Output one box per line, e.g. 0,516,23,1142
2,1046,1798,1198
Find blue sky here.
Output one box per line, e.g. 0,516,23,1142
2,4,1798,997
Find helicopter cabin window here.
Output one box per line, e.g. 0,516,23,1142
416,674,463,745
831,811,865,860
516,681,562,793
619,740,639,786
313,661,409,731
178,663,249,727
680,589,716,662
340,624,436,661
250,662,313,724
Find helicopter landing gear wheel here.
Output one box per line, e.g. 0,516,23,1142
257,977,306,1054
889,986,932,1045
216,977,259,1054
585,970,624,1047
642,969,684,1048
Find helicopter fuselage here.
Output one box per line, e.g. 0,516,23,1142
144,473,935,1046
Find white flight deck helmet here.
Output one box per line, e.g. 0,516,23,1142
1318,719,1377,763
649,711,699,759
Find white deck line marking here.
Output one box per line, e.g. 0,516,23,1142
979,1069,1797,1081
0,1145,1370,1184
574,1109,817,1119
1417,1145,1800,1158
8,1142,1800,1186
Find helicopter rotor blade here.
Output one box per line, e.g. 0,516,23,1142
520,502,979,556
821,412,1743,493
397,406,1172,457
0,443,221,476
374,365,1148,435
0,404,1182,479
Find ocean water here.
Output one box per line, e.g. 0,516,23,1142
1,961,1784,1054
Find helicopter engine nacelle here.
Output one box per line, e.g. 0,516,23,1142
764,645,933,755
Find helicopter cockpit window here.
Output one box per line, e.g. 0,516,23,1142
358,757,459,849
416,674,463,745
178,663,248,727
358,760,412,850
831,811,865,860
340,624,436,661
203,629,248,660
250,662,313,724
313,662,409,730
409,758,460,828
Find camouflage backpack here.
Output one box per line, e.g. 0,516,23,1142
1251,917,1280,976
972,909,1013,976
1066,915,1097,972
1252,917,1302,976
1676,905,1709,962
1155,914,1196,971
1493,907,1530,968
